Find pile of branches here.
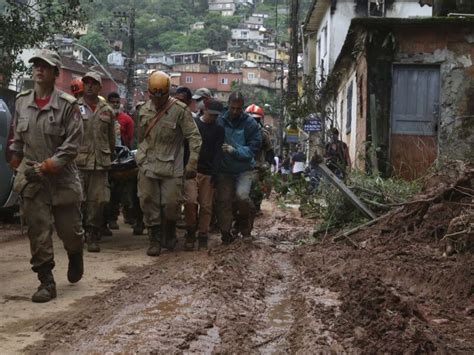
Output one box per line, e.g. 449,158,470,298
305,171,422,236
335,161,474,254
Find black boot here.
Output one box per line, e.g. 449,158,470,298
147,225,161,256
109,220,119,230
198,234,208,250
67,252,84,283
101,224,113,237
184,227,197,251
32,268,56,303
162,220,177,250
86,226,101,253
221,231,235,245
132,219,145,235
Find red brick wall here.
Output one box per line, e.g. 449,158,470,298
178,72,242,93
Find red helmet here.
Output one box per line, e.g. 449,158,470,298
70,78,84,96
245,104,264,120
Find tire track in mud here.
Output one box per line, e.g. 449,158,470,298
26,204,347,353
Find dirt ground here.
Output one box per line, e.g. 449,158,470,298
1,194,473,353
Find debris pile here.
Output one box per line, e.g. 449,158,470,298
306,160,474,352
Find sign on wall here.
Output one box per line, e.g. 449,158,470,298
303,114,322,132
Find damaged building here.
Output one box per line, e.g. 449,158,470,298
303,0,474,179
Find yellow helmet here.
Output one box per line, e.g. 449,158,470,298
148,71,170,98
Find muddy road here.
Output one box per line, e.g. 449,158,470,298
1,199,473,353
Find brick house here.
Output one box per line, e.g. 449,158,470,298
56,56,126,100
177,72,242,102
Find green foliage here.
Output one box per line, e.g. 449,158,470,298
298,170,423,235
0,0,87,83
77,31,111,64
77,0,236,53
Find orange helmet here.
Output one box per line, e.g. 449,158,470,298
70,78,84,95
148,71,170,98
245,104,264,120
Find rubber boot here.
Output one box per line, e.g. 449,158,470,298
86,226,101,253
184,227,197,251
147,225,161,256
67,252,84,283
32,268,56,303
162,219,177,250
198,234,208,250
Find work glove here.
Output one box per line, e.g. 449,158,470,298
222,144,235,155
39,158,58,175
24,161,44,183
9,157,22,172
184,159,198,180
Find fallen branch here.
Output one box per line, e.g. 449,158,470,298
440,228,472,241
333,207,404,242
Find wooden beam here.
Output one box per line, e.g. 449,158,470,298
317,163,377,219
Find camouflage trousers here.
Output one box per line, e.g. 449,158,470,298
79,170,110,228
137,171,183,227
22,189,83,272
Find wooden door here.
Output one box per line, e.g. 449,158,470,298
390,65,440,180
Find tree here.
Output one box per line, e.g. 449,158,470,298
0,0,87,85
77,31,111,64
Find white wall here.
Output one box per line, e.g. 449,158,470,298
387,2,432,17
330,2,355,74
336,70,357,164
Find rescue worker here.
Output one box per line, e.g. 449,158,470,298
136,71,201,256
216,92,262,244
9,49,84,303
76,72,115,252
245,104,274,216
183,99,225,251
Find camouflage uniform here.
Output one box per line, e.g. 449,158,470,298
11,88,84,274
76,97,115,248
249,126,273,227
136,98,201,253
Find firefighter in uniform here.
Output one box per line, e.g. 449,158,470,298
136,71,201,256
75,72,115,252
245,104,274,228
9,49,84,303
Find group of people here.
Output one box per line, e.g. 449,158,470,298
7,49,274,303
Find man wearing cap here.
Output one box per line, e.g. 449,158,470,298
9,49,84,303
183,99,225,250
75,71,115,253
136,71,201,256
192,87,212,118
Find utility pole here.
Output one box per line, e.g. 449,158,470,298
113,7,135,114
288,0,299,124
126,7,135,114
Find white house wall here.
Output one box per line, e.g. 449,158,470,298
387,2,432,17
336,70,358,166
